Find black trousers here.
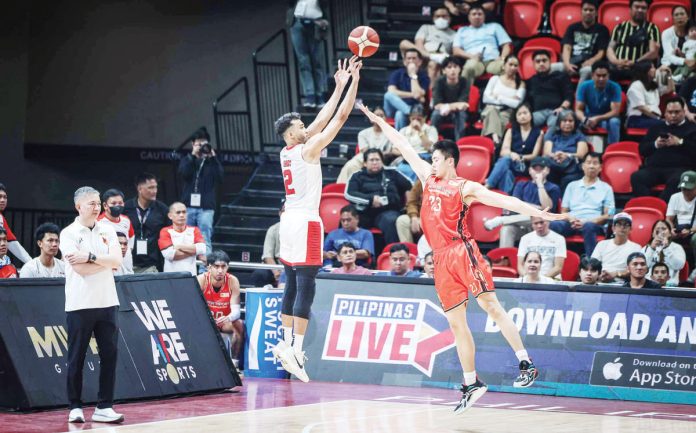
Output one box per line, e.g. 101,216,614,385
66,306,119,409
630,166,688,201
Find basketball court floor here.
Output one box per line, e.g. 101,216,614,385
2,378,695,433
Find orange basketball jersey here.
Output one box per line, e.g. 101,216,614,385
421,175,471,251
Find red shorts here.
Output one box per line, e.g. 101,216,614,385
432,240,495,311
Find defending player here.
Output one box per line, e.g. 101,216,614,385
271,56,362,382
358,103,568,413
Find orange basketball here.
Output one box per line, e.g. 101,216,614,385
347,26,380,58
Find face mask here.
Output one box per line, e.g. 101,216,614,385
434,18,449,30
109,205,124,217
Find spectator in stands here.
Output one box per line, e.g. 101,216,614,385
543,110,589,190
575,61,622,145
427,59,443,93
480,54,526,145
650,262,671,286
197,250,244,365
591,212,642,283
485,103,543,193
123,173,171,273
0,229,18,278
396,105,438,181
642,219,686,287
444,0,498,27
158,202,207,276
623,252,662,288
114,232,133,276
631,97,696,201
579,256,602,285
20,223,65,278
251,202,283,288
550,152,615,257
489,157,561,248
396,179,422,243
377,243,421,277
288,0,328,108
679,76,696,122
659,6,694,82
431,57,469,141
558,0,610,83
606,0,660,82
452,4,511,86
516,251,556,284
422,251,434,278
0,183,31,264
345,149,412,245
384,49,429,131
337,107,393,183
323,205,374,268
178,128,224,255
673,21,696,82
525,50,574,131
399,7,455,65
331,242,372,276
516,217,566,280
98,189,134,277
626,61,675,129
667,171,696,269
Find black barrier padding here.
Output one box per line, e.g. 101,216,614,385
0,273,241,411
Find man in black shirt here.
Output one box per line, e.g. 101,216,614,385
559,0,609,82
622,252,662,289
430,57,469,140
525,50,574,132
630,97,696,200
123,173,171,273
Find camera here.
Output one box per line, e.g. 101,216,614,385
200,142,212,156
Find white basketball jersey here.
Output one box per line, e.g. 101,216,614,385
280,144,322,214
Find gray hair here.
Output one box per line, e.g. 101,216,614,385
74,186,100,204
274,112,301,137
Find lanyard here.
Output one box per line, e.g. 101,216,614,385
193,158,206,193
136,207,152,239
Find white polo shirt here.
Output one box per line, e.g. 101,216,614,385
60,218,120,312
158,225,206,276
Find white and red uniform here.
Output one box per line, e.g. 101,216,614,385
158,225,206,276
97,213,135,274
201,273,233,329
0,213,17,241
279,143,324,266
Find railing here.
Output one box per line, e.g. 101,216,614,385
253,29,293,151
330,0,365,55
3,208,76,257
213,77,254,152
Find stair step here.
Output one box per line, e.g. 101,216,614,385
217,213,280,228
221,204,279,217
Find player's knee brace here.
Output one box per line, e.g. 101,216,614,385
292,266,319,319
281,264,297,316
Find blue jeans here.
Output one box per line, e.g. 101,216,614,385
383,91,414,131
431,109,467,140
290,19,326,104
397,152,432,182
187,207,214,255
626,115,664,130
486,156,527,194
532,109,559,135
596,117,621,145
549,220,605,257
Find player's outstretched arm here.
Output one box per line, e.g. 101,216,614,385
356,103,431,184
304,58,362,161
306,57,354,138
463,182,570,221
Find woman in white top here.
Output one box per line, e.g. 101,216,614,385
626,61,675,129
642,219,686,287
516,251,556,284
481,54,526,145
659,6,693,82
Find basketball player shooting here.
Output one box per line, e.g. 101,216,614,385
271,56,362,382
358,103,569,413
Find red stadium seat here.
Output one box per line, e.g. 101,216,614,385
376,252,417,271
523,37,562,55
487,247,519,271
551,0,582,38
561,250,581,281
504,0,544,38
649,1,691,33
599,2,631,34
566,234,606,245
468,84,481,114
678,262,690,285
456,146,491,183
604,141,639,156
382,242,418,255
321,183,346,194
623,207,663,245
492,266,519,278
601,151,642,194
456,136,495,155
624,196,667,218
466,199,504,243
519,46,559,80
319,193,349,233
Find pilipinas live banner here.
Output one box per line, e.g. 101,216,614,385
304,274,696,405
0,273,241,411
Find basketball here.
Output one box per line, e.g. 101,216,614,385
347,26,380,58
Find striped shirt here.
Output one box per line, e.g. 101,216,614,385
611,21,659,62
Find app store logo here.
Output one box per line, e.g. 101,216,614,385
602,357,623,381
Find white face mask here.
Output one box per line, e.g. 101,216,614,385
434,18,449,30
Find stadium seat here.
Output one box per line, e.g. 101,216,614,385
601,151,642,194
504,0,544,39
649,1,691,33
561,250,581,281
624,196,667,218
678,262,690,285
492,266,519,278
519,46,558,80
382,242,418,255
599,2,631,34
487,247,519,271
456,136,495,155
566,234,606,245
321,183,346,194
456,146,491,183
376,252,417,271
604,141,639,156
319,193,349,233
623,206,663,245
550,0,582,38
466,198,505,243
523,37,562,55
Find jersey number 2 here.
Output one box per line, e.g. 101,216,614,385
283,169,296,195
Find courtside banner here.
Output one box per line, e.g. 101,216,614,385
0,273,240,410
305,275,696,405
244,287,286,378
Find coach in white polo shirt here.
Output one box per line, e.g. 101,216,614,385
60,186,124,424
